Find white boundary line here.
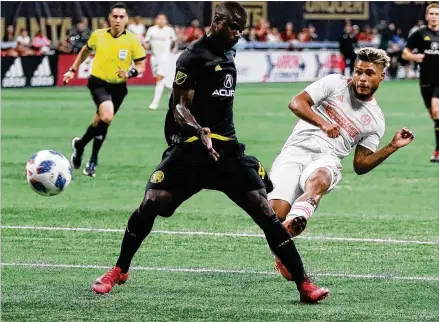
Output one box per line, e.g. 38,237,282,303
1,263,438,281
1,225,438,245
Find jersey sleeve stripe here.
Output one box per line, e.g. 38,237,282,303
133,56,146,63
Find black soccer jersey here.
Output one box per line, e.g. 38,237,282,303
406,26,439,85
165,34,237,145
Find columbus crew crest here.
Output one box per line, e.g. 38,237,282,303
150,170,165,183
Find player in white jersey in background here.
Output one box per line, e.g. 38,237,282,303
268,48,415,280
144,13,177,110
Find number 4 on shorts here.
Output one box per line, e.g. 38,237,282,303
258,162,266,179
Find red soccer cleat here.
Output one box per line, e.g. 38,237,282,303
299,277,329,303
430,150,439,163
92,267,129,294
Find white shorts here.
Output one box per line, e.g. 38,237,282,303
268,145,342,205
150,55,168,78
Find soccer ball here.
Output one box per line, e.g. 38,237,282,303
25,150,72,197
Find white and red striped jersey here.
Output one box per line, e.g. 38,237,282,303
283,74,385,159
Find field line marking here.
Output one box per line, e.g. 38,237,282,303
2,225,437,245
1,262,438,282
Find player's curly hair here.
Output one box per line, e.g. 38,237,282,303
356,47,390,69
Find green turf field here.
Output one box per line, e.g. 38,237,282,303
1,81,438,321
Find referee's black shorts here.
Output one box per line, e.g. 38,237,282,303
420,83,439,109
146,141,273,198
87,75,128,114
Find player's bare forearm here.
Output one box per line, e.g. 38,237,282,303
172,88,203,136
353,144,397,175
133,60,145,74
289,91,328,129
71,45,91,70
402,48,414,61
402,48,423,63
354,128,414,175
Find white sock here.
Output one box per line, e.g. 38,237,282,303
151,79,165,105
286,201,316,221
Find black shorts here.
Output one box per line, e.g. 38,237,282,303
420,84,439,109
87,75,128,114
146,141,273,196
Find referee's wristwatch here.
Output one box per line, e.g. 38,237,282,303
68,67,77,73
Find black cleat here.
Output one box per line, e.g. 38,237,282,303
71,137,84,169
83,161,97,178
283,215,308,237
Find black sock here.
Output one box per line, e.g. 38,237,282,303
434,119,439,151
77,124,98,150
90,121,109,163
259,216,306,288
116,208,156,273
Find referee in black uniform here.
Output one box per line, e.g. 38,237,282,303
403,3,439,162
63,3,146,176
91,2,329,303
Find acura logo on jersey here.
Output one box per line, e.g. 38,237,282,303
212,74,235,97
425,42,439,55
212,89,235,97
224,74,233,88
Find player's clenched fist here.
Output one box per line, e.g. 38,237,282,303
320,122,341,138
390,127,415,149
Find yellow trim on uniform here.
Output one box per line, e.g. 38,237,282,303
185,133,233,143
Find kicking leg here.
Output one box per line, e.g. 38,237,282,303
284,168,332,237
226,188,328,303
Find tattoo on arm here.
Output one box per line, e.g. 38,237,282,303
354,144,397,175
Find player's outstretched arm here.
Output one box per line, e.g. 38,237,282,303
353,128,415,175
63,45,92,85
289,91,341,138
172,88,220,161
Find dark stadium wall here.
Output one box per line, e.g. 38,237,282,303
0,1,434,42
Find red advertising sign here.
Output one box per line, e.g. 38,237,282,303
56,54,155,86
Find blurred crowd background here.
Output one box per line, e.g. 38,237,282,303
1,1,433,79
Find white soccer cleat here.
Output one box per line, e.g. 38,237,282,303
149,103,159,110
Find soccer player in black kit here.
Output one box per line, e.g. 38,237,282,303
91,2,328,303
403,3,439,162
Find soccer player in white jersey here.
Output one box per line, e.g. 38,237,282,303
144,13,177,110
268,48,415,280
